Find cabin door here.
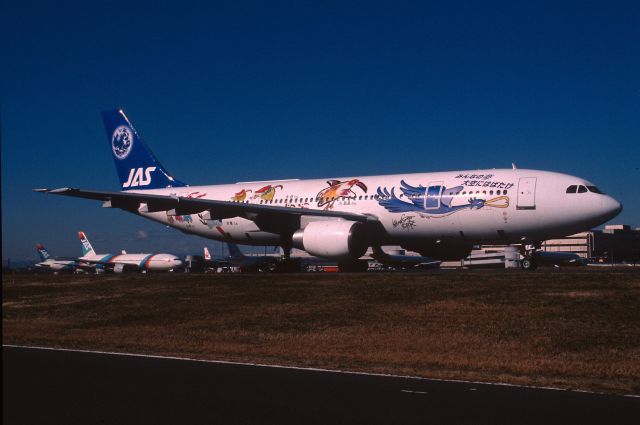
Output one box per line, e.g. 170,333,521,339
516,177,537,210
424,182,443,210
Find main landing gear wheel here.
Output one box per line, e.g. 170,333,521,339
520,257,538,270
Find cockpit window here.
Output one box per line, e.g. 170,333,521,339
578,185,588,193
587,185,604,194
566,185,577,193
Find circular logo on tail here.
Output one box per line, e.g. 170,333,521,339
112,126,133,160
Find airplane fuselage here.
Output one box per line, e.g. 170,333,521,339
81,253,182,271
130,168,621,250
35,259,77,271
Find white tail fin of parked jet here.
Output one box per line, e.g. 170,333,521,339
78,231,96,256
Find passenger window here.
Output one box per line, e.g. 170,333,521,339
489,190,493,195
496,190,500,195
578,185,587,193
566,185,577,193
503,190,507,195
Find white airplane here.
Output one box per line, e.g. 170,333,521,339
34,243,86,273
74,231,183,272
36,109,622,271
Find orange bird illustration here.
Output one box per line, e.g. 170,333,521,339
253,185,283,201
317,179,367,209
231,189,252,202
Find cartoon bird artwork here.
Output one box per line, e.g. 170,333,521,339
316,179,368,210
253,185,283,201
376,180,508,216
231,189,252,202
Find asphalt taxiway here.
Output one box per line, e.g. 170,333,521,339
3,345,638,424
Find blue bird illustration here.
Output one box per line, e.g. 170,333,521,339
377,180,486,215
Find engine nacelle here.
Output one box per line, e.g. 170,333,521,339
402,241,473,261
292,220,367,260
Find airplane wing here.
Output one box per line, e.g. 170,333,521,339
34,188,375,234
39,260,96,271
72,261,98,270
58,257,147,272
56,256,118,268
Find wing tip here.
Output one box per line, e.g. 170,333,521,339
33,187,73,193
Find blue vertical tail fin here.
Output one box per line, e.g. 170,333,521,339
102,109,187,191
226,243,245,259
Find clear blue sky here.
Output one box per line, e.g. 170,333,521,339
2,0,639,263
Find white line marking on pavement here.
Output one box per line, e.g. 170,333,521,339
4,344,638,399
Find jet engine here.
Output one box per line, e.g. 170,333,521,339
292,220,367,260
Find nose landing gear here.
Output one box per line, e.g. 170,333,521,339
520,241,540,270
520,256,538,270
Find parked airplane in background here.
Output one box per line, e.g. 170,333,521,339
202,244,279,272
36,109,623,270
533,251,586,267
34,243,87,273
370,246,441,269
225,243,279,272
202,246,232,271
74,231,183,272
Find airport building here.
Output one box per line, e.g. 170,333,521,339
440,224,640,268
541,224,640,263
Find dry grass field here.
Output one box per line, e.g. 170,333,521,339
3,269,640,395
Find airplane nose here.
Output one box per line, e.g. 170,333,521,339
601,196,623,221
